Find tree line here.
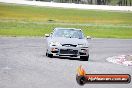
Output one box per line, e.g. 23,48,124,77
35,0,132,6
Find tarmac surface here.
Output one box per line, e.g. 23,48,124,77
0,37,132,88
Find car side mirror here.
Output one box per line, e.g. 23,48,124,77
45,34,50,37
86,36,91,39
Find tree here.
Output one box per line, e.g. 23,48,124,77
130,0,132,6
97,0,101,5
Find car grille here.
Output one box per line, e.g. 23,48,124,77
60,49,78,55
62,44,77,47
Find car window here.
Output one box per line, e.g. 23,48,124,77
52,29,84,39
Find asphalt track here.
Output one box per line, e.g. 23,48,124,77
0,37,132,88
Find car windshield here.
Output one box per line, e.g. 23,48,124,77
52,29,84,39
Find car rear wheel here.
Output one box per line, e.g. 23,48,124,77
80,55,89,61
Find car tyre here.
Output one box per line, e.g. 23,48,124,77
80,55,89,61
46,52,53,58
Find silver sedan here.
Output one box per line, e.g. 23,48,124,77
45,28,90,61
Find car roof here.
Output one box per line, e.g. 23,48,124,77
54,27,81,31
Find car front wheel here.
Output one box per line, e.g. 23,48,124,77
46,52,53,58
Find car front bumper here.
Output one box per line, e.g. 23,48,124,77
47,46,89,57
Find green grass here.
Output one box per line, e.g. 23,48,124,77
0,3,132,38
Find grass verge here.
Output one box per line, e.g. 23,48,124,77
0,3,132,38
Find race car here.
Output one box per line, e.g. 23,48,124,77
45,28,89,61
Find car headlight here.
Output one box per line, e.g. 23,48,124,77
78,43,88,47
49,41,61,46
